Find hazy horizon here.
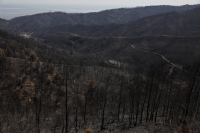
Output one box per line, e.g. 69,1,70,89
2,0,200,6
0,2,200,20
0,3,125,20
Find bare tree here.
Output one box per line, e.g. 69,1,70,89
101,77,110,131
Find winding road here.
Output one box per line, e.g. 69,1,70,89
47,33,196,76
109,36,192,75
120,37,200,79
122,38,184,70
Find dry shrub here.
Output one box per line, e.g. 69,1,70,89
5,46,13,57
48,62,54,72
87,78,97,93
14,51,20,58
82,128,93,133
11,73,16,80
54,72,62,81
17,77,23,85
24,48,30,55
0,49,6,66
174,128,183,133
30,50,37,61
20,50,26,59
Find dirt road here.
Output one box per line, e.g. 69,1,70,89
118,38,192,74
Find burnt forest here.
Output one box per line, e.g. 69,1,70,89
1,4,200,133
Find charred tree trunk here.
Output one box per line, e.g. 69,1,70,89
140,79,148,124
117,82,123,123
65,66,69,133
100,79,109,131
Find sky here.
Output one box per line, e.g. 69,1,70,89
1,0,200,6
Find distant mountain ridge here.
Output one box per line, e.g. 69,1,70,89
33,6,200,38
1,4,200,34
112,6,200,37
0,18,7,26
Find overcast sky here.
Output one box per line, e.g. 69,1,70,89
1,0,200,6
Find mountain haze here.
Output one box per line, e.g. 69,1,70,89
33,7,200,38
1,4,200,35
